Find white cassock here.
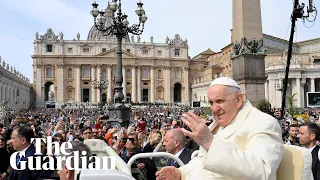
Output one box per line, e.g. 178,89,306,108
179,101,284,180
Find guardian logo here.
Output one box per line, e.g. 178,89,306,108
10,137,116,170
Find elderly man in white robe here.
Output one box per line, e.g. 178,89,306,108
156,77,284,180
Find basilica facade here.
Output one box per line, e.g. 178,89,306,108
33,26,190,108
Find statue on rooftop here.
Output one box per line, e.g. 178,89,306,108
166,36,169,44
59,32,64,40
35,32,39,40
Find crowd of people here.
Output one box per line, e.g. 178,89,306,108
0,102,207,180
0,77,320,180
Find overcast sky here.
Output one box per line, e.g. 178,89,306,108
0,0,319,81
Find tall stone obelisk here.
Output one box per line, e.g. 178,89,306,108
231,0,267,107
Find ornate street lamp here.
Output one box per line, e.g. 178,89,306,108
92,73,109,114
91,0,147,126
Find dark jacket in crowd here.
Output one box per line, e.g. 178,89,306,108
312,145,320,180
0,147,10,174
8,145,53,180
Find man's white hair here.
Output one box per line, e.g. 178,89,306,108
60,141,92,169
227,86,241,95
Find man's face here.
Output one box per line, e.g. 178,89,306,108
111,133,118,143
289,126,299,138
92,128,98,139
1,127,6,134
82,129,92,140
86,120,91,127
163,133,176,154
11,129,24,151
102,126,107,133
298,126,314,146
0,135,5,148
163,122,171,131
98,129,103,137
208,85,242,127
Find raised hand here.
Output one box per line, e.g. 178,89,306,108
180,111,214,151
156,166,181,180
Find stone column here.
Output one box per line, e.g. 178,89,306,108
132,66,137,102
9,87,12,107
56,64,65,107
296,78,301,107
4,85,7,103
122,66,127,100
19,89,21,107
231,0,265,107
1,84,3,103
0,82,2,102
184,67,190,103
12,88,16,107
3,84,6,103
75,65,81,102
166,67,171,103
150,66,155,102
232,0,263,42
91,65,96,102
311,78,315,92
137,66,142,102
107,65,112,102
41,86,45,105
96,65,101,102
36,64,43,107
265,80,269,101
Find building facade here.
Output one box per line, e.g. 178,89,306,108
191,34,320,108
265,36,320,108
33,24,190,108
190,49,223,107
0,56,31,110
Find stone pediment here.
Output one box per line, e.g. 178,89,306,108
96,48,137,58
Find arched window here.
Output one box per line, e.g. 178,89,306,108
158,70,162,79
46,67,53,77
83,67,89,78
68,68,73,78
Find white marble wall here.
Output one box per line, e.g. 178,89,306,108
0,60,31,110
191,81,211,107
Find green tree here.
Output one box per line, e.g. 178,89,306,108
287,93,297,117
257,99,270,112
202,107,212,116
